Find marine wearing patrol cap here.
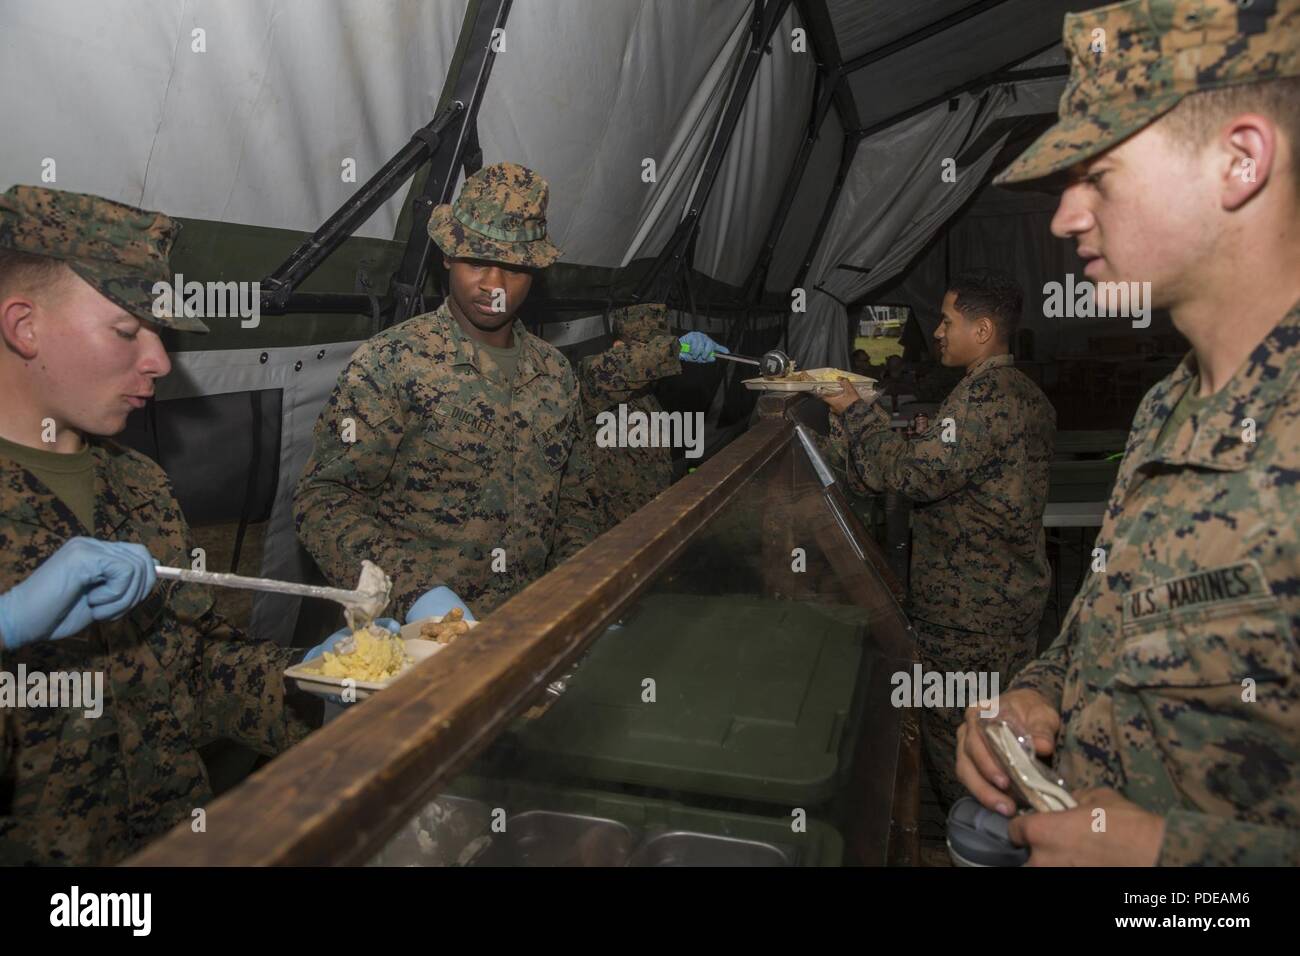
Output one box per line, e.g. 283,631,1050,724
997,0,1300,184
426,161,562,267
978,0,1300,866
0,184,207,332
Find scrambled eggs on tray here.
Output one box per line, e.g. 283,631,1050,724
319,624,412,682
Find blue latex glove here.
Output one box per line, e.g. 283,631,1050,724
302,618,401,662
407,586,477,624
678,331,729,363
0,537,157,650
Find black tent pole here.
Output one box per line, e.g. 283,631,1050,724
793,0,861,130
257,100,464,315
850,39,1063,140
386,0,514,326
255,0,513,319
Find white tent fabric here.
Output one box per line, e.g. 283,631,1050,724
694,4,815,287
0,0,466,239
477,0,752,269
0,0,1071,310
788,86,1017,370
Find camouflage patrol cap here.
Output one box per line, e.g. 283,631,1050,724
611,302,670,342
428,162,561,268
997,0,1300,185
0,185,207,332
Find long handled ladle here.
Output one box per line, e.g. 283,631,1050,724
153,560,393,631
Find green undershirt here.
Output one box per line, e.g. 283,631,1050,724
0,433,97,531
477,332,522,406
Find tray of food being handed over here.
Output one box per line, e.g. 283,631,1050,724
284,608,480,702
743,366,876,398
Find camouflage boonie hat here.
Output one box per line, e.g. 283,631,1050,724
997,0,1300,184
611,302,670,342
0,185,206,332
428,162,561,268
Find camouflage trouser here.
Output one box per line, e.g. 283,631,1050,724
912,618,1038,813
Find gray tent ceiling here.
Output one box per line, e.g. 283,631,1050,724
1,0,1109,337
824,0,1099,131
0,0,1126,647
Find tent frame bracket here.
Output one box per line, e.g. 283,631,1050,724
254,0,513,321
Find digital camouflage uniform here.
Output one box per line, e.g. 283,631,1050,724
1010,305,1300,866
998,0,1300,864
831,354,1056,808
578,304,681,531
912,362,965,404
0,187,313,865
0,447,316,866
294,163,598,617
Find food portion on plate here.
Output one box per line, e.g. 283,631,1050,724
286,622,457,703
417,607,474,645
785,369,868,382
743,366,876,394
318,623,413,682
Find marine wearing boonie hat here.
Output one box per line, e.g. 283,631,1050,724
427,161,561,268
997,0,1300,185
0,184,207,332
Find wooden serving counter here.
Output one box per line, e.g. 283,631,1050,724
126,393,918,867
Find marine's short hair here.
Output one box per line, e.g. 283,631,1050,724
948,268,1023,345
1159,77,1300,186
0,247,70,299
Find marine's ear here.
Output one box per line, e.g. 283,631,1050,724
0,294,40,360
1216,112,1275,212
